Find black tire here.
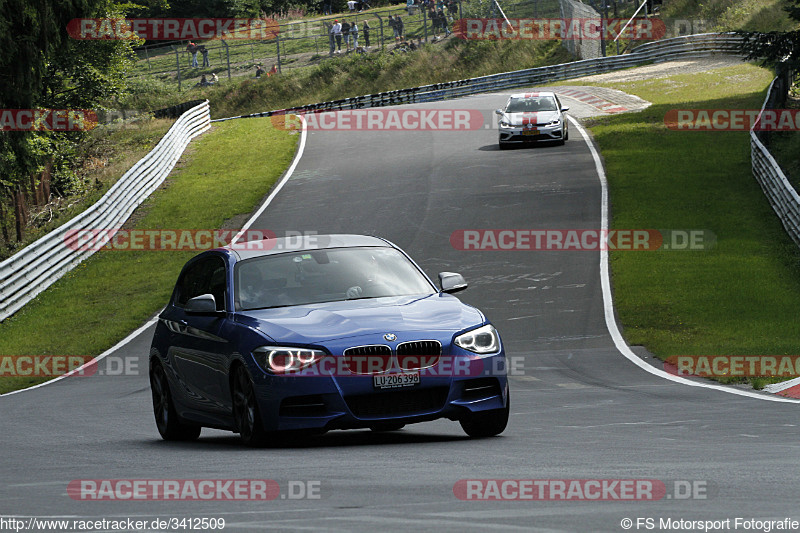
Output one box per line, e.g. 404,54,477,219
232,365,271,447
370,422,405,432
150,362,201,441
564,127,569,141
459,394,510,438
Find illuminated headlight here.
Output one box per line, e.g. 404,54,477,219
253,346,325,374
454,324,500,354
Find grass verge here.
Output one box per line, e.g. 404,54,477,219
0,118,297,394
579,63,800,389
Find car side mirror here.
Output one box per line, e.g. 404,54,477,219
561,106,570,112
185,294,224,315
438,272,468,294
494,108,504,115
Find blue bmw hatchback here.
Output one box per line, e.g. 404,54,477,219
149,234,509,445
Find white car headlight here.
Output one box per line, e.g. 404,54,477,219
499,120,513,128
253,346,325,374
548,119,561,126
454,324,500,354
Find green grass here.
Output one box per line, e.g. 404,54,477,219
0,119,297,394
579,63,800,389
0,120,174,260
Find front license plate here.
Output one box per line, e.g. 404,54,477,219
373,372,420,389
522,129,538,135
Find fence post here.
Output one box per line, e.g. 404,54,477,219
423,7,428,42
172,45,182,91
222,40,232,80
251,42,255,62
378,16,385,50
276,35,282,74
144,46,151,70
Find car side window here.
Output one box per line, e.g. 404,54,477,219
174,255,227,311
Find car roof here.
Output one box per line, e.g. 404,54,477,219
226,233,393,261
508,91,557,99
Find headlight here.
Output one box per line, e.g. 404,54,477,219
253,346,325,374
454,324,500,354
499,120,512,128
547,119,561,126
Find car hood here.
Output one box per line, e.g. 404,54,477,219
503,110,560,126
235,294,484,345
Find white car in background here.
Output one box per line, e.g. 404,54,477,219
495,91,569,148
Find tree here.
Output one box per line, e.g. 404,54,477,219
738,0,800,66
0,0,138,244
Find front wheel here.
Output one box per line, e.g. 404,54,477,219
150,362,201,441
459,394,510,438
232,365,271,447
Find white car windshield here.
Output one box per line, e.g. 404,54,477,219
505,96,558,113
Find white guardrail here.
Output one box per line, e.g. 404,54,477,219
0,100,210,322
751,78,800,248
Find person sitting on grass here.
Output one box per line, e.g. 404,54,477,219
255,65,265,78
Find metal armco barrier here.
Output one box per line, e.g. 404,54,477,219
0,100,211,322
750,77,800,248
213,33,746,122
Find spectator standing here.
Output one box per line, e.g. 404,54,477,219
388,15,398,41
199,45,210,67
347,0,357,12
363,20,371,48
351,21,359,49
187,41,198,67
407,0,415,16
439,10,451,36
331,19,343,53
342,19,351,51
395,15,404,41
322,0,332,15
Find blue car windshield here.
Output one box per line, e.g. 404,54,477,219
235,247,436,310
505,96,558,113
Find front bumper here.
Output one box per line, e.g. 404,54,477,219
250,351,509,432
499,123,564,143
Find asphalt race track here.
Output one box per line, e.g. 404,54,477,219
2,93,799,532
